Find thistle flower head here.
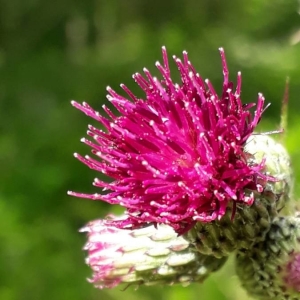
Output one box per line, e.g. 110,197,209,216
81,217,227,289
69,47,272,233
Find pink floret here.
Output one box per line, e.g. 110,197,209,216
284,252,300,292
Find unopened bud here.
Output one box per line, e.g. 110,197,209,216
236,214,300,300
81,219,227,289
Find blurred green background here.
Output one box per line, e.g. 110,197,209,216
2,0,300,299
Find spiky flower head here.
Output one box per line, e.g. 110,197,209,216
236,215,300,300
69,47,274,234
81,217,227,289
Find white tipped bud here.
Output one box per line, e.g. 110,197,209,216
82,219,227,289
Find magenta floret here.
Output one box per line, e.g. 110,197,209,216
284,253,300,292
69,47,269,233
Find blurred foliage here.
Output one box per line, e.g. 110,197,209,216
1,0,300,299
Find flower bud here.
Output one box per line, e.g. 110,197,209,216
81,218,227,289
245,134,293,213
236,214,300,300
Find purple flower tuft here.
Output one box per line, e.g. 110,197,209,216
69,47,270,233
